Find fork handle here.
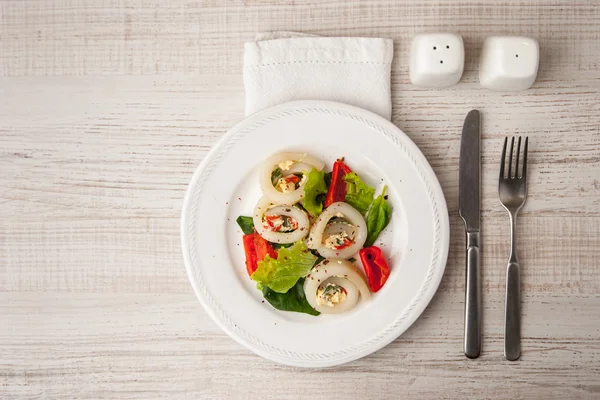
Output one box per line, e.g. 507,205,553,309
504,261,521,361
464,232,481,359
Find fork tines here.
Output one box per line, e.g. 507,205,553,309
500,136,529,180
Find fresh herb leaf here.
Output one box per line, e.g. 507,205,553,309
324,171,333,187
271,167,283,186
302,168,328,216
251,241,317,293
321,282,343,297
348,257,356,263
271,242,293,249
365,186,392,247
236,215,255,234
281,215,292,230
261,278,319,316
344,172,375,214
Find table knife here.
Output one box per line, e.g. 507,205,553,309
458,109,482,359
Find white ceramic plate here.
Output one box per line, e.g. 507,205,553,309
181,101,449,368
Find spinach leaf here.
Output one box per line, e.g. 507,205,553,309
365,186,392,247
261,278,320,316
236,215,255,235
271,242,293,249
310,249,322,259
324,171,333,187
314,254,325,266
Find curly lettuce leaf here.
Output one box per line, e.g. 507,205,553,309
344,172,375,215
261,278,319,316
302,168,328,216
365,186,392,247
251,241,317,293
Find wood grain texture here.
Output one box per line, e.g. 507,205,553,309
1,0,599,399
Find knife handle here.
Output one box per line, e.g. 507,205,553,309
464,232,481,358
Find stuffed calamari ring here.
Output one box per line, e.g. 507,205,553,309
253,197,310,243
306,202,367,259
304,258,371,314
259,152,325,205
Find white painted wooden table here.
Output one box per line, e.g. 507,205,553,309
1,1,599,399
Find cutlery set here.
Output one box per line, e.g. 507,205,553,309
459,110,530,360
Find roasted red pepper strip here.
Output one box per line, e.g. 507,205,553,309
254,234,277,263
333,237,353,250
284,175,300,184
242,234,258,276
242,233,277,276
324,160,352,207
359,246,390,292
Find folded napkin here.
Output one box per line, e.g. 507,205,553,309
243,32,394,119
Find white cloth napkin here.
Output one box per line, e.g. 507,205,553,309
243,32,394,119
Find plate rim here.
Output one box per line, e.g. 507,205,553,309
181,100,450,368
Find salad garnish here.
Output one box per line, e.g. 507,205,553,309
236,152,393,316
365,186,392,247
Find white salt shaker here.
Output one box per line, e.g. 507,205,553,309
409,33,465,88
479,36,539,91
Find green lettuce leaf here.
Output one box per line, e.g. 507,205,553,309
251,241,317,293
236,215,255,235
344,172,375,214
302,168,328,216
261,278,319,316
365,186,392,247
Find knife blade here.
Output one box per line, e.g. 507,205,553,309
458,109,481,359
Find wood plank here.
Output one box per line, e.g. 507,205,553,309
1,76,598,220
1,293,599,399
1,1,600,76
2,214,599,294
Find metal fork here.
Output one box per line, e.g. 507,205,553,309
499,136,529,361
